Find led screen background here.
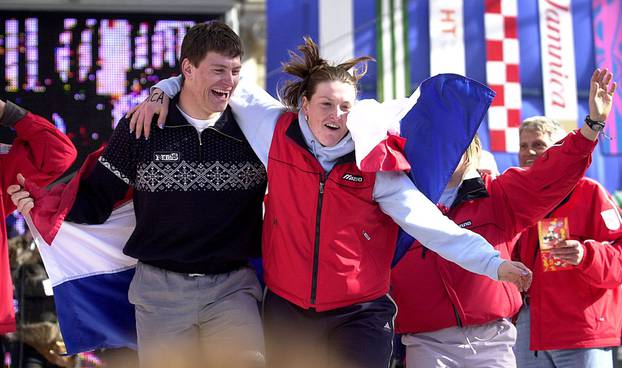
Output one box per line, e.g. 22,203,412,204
0,11,218,174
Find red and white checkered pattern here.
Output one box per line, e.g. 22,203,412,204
485,0,522,152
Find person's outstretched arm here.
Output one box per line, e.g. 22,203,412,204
375,172,532,290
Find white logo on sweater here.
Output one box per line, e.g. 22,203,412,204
154,152,180,162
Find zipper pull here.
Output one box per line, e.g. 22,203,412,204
319,181,325,194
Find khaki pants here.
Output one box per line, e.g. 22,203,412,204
128,262,264,368
402,319,517,368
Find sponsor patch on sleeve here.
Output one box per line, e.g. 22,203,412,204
601,208,622,231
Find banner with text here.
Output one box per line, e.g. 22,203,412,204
429,0,465,75
538,0,578,131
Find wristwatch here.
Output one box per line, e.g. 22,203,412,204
584,115,605,132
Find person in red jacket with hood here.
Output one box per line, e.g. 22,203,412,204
0,99,76,336
513,73,622,368
390,68,616,368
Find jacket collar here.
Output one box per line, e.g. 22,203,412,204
166,94,244,141
285,115,355,167
451,173,489,208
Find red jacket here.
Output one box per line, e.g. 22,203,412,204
391,130,595,334
515,177,622,350
0,105,77,334
263,112,398,311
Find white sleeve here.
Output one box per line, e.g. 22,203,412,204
152,75,182,97
229,79,285,168
374,171,504,280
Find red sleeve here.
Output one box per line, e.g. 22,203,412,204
491,130,595,236
576,181,622,289
0,112,77,214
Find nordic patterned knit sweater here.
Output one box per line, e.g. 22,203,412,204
67,95,267,274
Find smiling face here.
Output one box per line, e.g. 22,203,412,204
181,51,241,119
519,129,553,167
301,80,356,147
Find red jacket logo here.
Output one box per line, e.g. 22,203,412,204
342,173,363,183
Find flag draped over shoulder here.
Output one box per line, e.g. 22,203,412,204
348,74,495,266
25,149,137,355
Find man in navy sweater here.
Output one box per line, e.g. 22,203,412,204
11,21,267,368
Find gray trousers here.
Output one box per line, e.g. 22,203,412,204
402,319,517,368
128,262,264,368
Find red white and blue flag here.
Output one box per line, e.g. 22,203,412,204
24,150,137,354
350,74,495,264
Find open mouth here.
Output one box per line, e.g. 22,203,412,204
324,123,340,130
211,88,230,100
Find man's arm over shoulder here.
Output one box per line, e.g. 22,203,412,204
0,100,77,213
492,130,596,235
229,79,284,168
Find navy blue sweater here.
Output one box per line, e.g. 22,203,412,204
68,97,266,274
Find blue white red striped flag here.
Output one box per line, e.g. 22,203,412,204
347,74,494,264
382,74,495,265
25,151,137,355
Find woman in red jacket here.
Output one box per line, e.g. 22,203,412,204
390,68,616,367
256,39,530,368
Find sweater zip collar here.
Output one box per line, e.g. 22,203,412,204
166,95,244,142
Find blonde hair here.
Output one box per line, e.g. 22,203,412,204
463,134,482,171
279,37,374,111
519,116,567,143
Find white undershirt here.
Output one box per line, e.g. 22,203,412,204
176,105,221,133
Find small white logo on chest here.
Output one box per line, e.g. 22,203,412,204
154,152,180,162
342,173,363,182
458,220,472,228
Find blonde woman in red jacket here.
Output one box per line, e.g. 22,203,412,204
390,68,616,368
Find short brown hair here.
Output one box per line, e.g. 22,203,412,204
279,37,374,110
180,21,243,70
